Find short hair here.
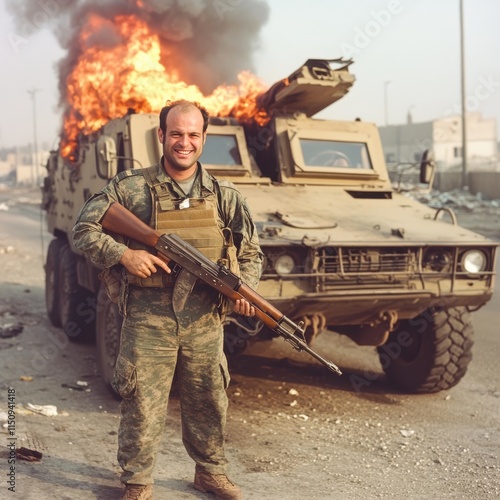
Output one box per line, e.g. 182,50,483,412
159,100,209,135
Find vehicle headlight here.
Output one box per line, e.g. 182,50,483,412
461,250,487,274
274,254,295,274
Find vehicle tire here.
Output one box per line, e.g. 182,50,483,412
59,244,96,342
377,307,474,393
45,237,64,327
96,284,122,390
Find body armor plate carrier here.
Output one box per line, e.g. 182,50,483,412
126,165,227,288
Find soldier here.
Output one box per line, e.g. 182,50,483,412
72,100,263,500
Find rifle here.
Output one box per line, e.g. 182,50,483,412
101,202,342,376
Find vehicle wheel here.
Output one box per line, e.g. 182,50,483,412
59,244,96,342
45,238,64,327
96,284,122,390
377,307,474,393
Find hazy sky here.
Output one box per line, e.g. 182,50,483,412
1,0,499,149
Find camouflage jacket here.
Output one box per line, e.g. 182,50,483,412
72,162,263,290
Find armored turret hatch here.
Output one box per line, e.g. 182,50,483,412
256,58,355,117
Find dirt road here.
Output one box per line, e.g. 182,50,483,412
1,188,499,499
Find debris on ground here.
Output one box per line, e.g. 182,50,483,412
0,323,24,338
26,404,58,417
61,382,91,392
16,447,43,462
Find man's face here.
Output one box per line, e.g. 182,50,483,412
158,106,206,178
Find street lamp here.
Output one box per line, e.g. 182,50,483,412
384,81,391,126
407,105,415,124
27,88,40,187
459,0,468,187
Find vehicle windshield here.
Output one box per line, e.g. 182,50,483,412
201,134,242,166
300,139,372,169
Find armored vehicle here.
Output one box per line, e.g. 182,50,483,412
42,59,497,393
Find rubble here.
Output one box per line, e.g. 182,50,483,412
405,187,500,212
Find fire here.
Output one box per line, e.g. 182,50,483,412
60,14,269,161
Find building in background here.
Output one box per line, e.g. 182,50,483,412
0,146,50,187
379,112,498,172
0,151,16,184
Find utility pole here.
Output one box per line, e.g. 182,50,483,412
460,0,468,187
27,88,40,187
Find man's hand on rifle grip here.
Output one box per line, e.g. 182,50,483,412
234,299,256,317
119,248,172,279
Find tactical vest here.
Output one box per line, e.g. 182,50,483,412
126,165,225,288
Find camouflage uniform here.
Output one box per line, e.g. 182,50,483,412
72,162,262,485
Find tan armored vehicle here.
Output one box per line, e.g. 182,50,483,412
43,59,497,393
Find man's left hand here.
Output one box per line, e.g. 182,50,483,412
234,299,255,317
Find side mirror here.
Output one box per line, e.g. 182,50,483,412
419,149,435,187
96,136,118,179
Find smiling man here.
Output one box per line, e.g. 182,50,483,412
72,100,263,500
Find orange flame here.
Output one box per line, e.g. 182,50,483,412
60,14,269,161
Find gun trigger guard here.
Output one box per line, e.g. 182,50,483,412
169,262,182,276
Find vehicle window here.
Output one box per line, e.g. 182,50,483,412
201,134,242,166
300,139,372,169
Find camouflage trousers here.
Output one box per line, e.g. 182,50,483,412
112,285,230,485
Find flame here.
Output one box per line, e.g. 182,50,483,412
60,14,269,161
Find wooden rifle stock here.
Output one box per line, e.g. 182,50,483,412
101,202,342,375
101,202,161,248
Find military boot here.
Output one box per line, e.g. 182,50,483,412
121,483,153,500
194,469,243,500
